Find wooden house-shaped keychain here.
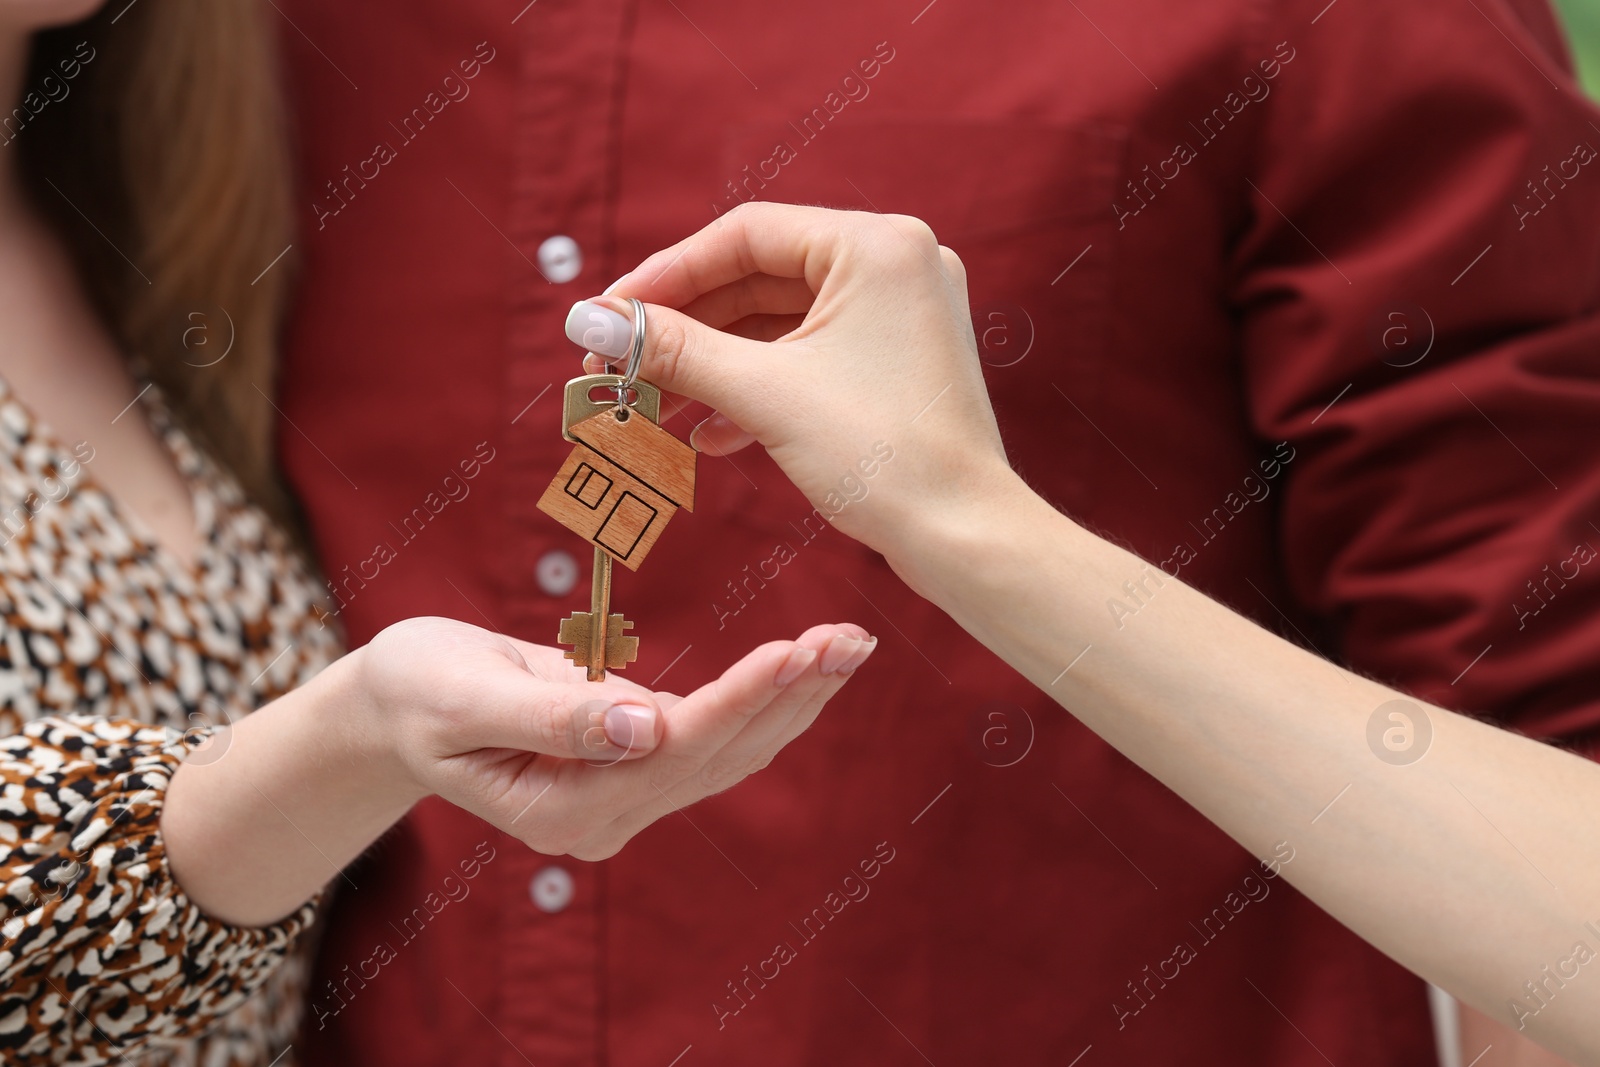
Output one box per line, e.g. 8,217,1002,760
537,402,696,570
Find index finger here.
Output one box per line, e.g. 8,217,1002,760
615,202,865,309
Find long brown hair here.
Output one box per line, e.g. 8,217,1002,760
21,0,298,525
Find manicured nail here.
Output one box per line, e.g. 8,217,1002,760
819,634,863,675
604,703,658,752
566,299,632,359
689,412,728,454
838,636,878,675
603,272,630,295
774,646,817,686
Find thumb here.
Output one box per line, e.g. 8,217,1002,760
564,296,759,417
468,658,664,762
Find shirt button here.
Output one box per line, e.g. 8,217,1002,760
530,865,575,913
536,549,579,597
537,235,582,284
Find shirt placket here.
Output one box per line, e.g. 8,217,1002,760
497,1,632,1064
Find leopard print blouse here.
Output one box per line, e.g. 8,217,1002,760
0,376,343,1066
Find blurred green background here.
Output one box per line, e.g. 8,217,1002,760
1553,0,1600,95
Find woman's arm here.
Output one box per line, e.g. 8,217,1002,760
0,716,324,1064
160,651,417,927
911,470,1597,1058
0,615,870,1064
586,202,1600,1060
164,617,872,926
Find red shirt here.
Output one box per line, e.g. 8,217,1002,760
275,0,1600,1063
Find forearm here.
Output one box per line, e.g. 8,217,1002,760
163,649,424,927
894,474,1600,1056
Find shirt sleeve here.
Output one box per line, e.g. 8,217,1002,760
0,715,320,1064
1234,0,1600,740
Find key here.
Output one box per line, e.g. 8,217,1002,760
538,372,697,679
557,546,638,681
555,372,662,444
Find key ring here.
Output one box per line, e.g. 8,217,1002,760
614,298,646,412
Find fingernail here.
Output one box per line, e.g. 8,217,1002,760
774,646,817,687
688,413,725,454
604,703,658,752
819,634,863,676
603,272,630,295
838,636,878,675
566,299,633,359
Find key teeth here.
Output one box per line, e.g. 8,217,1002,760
604,614,638,669
558,612,595,667
558,612,638,670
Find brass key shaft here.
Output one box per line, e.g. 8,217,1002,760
587,546,611,681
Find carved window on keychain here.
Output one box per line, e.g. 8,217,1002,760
542,404,694,568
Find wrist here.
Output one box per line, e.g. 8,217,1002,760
162,648,426,926
883,469,1129,694
313,647,431,812
882,466,1065,605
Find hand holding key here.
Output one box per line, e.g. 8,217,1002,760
352,615,875,861
569,203,1014,581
